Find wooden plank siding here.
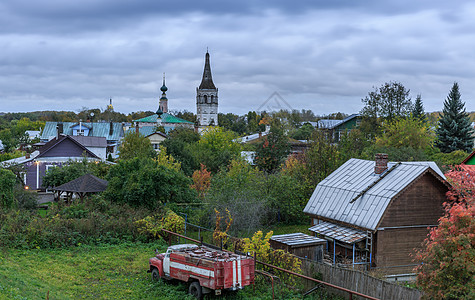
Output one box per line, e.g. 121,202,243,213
373,172,449,272
375,227,430,273
378,172,448,228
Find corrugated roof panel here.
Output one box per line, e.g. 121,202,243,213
309,222,367,244
270,233,326,246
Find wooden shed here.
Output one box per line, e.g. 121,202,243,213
269,233,326,261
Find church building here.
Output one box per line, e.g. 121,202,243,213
133,74,194,133
196,51,219,127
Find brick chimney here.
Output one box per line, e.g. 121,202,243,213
56,122,63,140
375,153,388,174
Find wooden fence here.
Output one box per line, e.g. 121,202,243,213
300,258,423,300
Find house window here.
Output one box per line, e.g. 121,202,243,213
153,144,160,150
46,164,57,173
76,129,85,136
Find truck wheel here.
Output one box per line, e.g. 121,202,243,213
188,281,203,299
151,268,160,281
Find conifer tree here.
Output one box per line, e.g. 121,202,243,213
436,83,474,153
412,94,425,121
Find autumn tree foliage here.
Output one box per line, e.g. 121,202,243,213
415,167,475,299
254,122,290,173
191,164,212,200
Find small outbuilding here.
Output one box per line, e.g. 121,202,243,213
53,173,108,201
270,233,326,262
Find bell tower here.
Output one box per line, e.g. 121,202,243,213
159,73,168,114
196,51,218,126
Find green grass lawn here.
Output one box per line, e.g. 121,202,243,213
0,242,197,300
0,242,332,300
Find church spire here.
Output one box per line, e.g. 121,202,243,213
158,72,168,113
199,51,216,90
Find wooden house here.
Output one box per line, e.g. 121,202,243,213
2,135,106,191
308,114,361,142
40,121,124,158
125,126,167,151
303,154,450,274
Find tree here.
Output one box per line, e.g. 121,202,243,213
203,159,268,235
436,82,474,153
254,122,290,173
376,117,434,150
103,157,197,210
0,168,17,209
118,131,156,160
412,94,426,121
378,81,412,120
337,129,370,161
161,128,200,176
265,173,307,224
191,164,212,200
192,127,241,173
291,122,314,140
414,167,475,300
360,81,413,137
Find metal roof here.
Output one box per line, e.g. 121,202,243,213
125,126,168,137
303,158,447,231
270,233,326,247
40,122,124,141
307,114,360,130
70,136,107,148
309,222,367,244
134,113,194,124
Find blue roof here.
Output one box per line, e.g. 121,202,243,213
41,122,124,142
125,126,168,137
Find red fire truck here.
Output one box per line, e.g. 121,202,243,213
149,244,255,299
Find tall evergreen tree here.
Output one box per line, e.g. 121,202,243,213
436,83,474,153
412,94,425,121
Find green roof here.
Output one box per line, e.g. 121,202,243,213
134,113,194,124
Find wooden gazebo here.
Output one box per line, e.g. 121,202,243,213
53,174,108,202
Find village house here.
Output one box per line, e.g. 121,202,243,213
40,121,124,158
2,134,107,191
125,126,167,151
303,154,450,275
308,114,361,142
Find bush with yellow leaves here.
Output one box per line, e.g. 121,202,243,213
242,230,302,285
134,210,184,241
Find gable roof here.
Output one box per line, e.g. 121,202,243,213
134,113,194,124
40,122,124,141
53,173,108,193
69,135,107,148
308,114,360,130
125,126,168,138
303,158,448,231
38,135,100,159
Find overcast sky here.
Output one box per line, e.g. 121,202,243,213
1,0,475,116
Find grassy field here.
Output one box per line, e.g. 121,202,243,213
0,241,338,300
0,242,183,300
